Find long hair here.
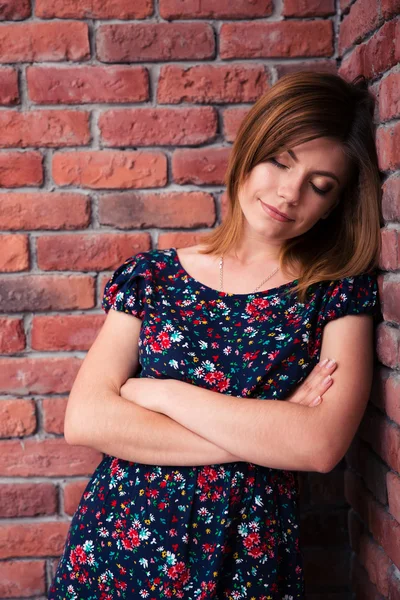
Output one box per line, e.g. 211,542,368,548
198,71,383,303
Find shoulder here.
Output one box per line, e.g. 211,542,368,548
320,270,380,323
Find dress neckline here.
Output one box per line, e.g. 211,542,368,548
171,247,299,298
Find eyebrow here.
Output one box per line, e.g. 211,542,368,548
286,149,341,185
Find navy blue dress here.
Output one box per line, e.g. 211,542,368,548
48,247,379,600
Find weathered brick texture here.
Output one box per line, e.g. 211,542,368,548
0,1,397,597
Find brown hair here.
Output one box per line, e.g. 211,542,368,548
198,70,383,303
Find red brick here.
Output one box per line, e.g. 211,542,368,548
172,147,230,185
377,122,400,172
283,0,334,16
339,21,399,79
158,64,268,104
0,357,82,395
99,191,216,229
0,483,57,518
0,68,18,105
379,71,400,122
0,522,70,559
0,318,25,354
99,107,217,146
0,399,36,438
359,533,392,597
369,496,400,569
338,45,365,81
346,437,388,505
27,65,149,104
223,107,250,142
0,438,102,477
0,110,90,148
376,322,400,368
52,151,167,189
388,563,400,599
360,405,400,474
382,174,400,222
351,555,386,600
42,397,68,434
381,0,400,19
220,20,333,59
0,192,90,230
97,22,214,62
0,0,30,19
346,474,400,574
159,0,273,19
37,233,151,271
158,231,209,250
369,365,388,413
32,315,104,352
387,471,400,524
63,479,90,515
0,561,45,597
0,152,43,187
385,374,400,427
275,60,337,78
0,22,89,63
379,228,399,270
36,0,153,19
338,0,381,55
0,234,29,272
340,0,351,10
381,278,400,324
0,276,94,312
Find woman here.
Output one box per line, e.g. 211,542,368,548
49,71,382,599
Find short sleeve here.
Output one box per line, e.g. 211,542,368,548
322,271,380,325
101,253,150,320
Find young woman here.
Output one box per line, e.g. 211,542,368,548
49,71,382,599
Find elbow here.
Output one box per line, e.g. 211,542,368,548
309,435,342,474
314,446,343,474
64,414,84,446
63,396,91,447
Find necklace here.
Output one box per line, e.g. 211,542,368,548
219,254,280,293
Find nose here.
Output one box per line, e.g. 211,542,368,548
277,176,301,204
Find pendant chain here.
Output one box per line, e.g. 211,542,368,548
219,254,280,293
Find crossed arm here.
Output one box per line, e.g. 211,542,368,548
67,311,374,473
119,313,374,473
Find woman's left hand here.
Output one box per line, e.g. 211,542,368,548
119,377,168,413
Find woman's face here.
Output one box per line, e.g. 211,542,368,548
237,136,351,243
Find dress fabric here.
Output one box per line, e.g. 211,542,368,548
49,247,379,600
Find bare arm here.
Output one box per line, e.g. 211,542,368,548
65,309,242,466
126,315,374,473
69,386,243,466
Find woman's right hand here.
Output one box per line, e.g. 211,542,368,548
287,358,337,407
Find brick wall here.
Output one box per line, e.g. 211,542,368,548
337,2,400,599
0,0,398,597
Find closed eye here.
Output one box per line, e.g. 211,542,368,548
268,158,331,197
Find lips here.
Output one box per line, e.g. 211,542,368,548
258,199,295,222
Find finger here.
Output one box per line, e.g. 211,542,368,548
310,395,322,406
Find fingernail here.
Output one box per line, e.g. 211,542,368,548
323,375,332,385
311,396,321,406
320,358,328,367
326,359,336,368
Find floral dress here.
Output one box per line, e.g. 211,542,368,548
48,247,380,600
